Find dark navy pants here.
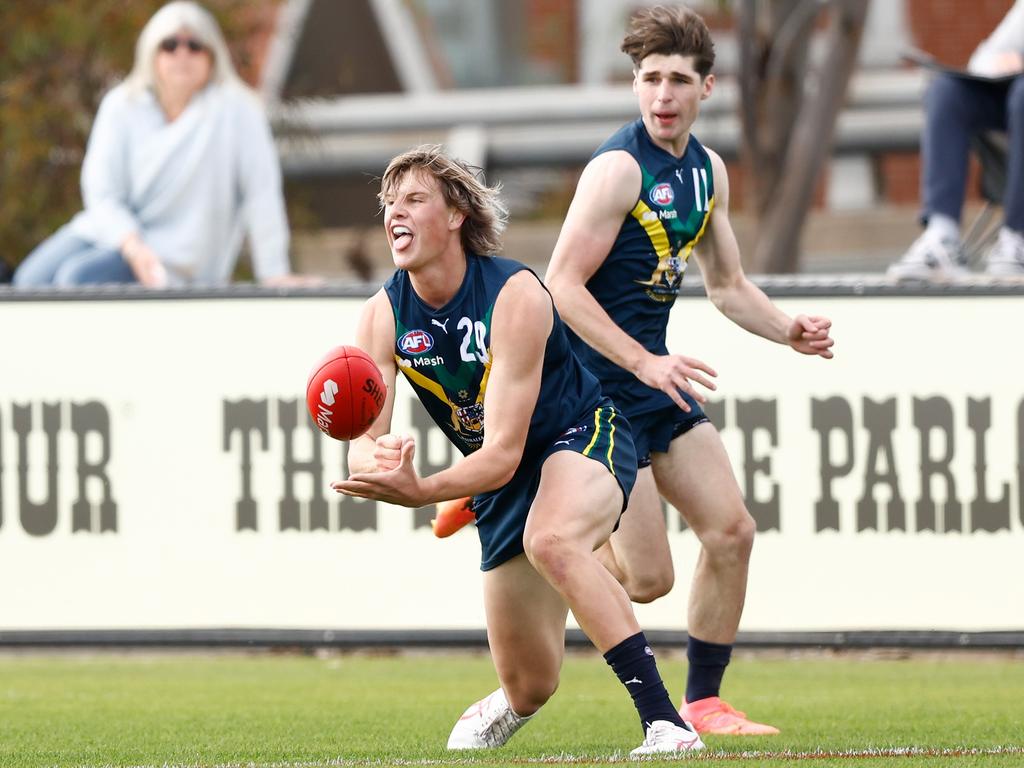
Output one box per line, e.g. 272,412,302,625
921,73,1024,232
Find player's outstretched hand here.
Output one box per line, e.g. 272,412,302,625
787,315,834,359
636,352,717,413
332,436,427,507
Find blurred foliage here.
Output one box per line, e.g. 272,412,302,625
0,0,266,272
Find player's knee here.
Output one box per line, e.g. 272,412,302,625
624,567,674,604
700,509,755,562
503,672,559,716
522,530,573,582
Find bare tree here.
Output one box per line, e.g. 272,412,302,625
736,0,869,273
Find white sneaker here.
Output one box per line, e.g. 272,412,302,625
887,230,968,281
985,229,1024,277
630,720,705,757
446,688,532,749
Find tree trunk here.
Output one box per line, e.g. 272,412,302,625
738,0,813,219
739,0,869,273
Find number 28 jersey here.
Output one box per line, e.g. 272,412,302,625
383,254,604,457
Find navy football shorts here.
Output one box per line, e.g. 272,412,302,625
629,393,710,469
472,397,637,571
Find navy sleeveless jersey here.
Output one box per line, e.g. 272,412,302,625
384,254,605,458
567,119,715,417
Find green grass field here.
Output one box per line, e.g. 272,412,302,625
1,650,1022,768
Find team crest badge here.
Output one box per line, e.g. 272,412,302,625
456,403,485,433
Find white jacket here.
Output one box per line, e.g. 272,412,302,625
68,81,290,286
969,0,1024,75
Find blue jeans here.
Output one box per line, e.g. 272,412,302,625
14,226,137,287
921,73,1024,232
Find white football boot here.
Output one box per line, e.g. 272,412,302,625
630,719,705,758
446,687,532,749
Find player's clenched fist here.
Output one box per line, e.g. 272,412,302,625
786,315,835,359
373,434,411,472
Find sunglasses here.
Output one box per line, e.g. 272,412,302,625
158,36,205,54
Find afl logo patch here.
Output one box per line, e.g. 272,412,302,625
398,329,434,355
649,182,674,207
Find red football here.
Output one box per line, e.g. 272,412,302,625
306,346,386,440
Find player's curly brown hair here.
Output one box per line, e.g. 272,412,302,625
379,144,508,257
620,5,715,77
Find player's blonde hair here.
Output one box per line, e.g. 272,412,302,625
379,145,508,257
621,5,716,77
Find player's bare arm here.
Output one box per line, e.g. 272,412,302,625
334,271,549,507
345,289,402,474
547,151,717,412
696,149,835,359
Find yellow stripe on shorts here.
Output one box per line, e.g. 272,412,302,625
605,409,617,475
582,407,617,476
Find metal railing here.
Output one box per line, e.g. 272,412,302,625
272,68,928,175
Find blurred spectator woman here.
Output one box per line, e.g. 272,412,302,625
14,1,308,288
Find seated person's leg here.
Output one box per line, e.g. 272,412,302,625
890,75,1009,280
921,75,981,229
13,226,93,288
53,246,136,286
987,76,1024,276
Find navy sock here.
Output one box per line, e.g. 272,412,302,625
685,635,732,703
604,631,687,731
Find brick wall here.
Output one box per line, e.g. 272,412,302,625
907,0,1014,66
524,0,579,82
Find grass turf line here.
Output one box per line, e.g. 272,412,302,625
0,652,1021,768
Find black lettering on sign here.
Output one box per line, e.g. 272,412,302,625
410,400,454,529
811,396,854,532
223,398,269,531
13,402,60,537
703,399,726,430
968,398,1010,532
280,397,380,533
222,398,378,533
736,398,779,532
857,397,906,532
278,397,328,532
913,396,960,532
70,402,116,533
2,401,117,536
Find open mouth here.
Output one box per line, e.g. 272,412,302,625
391,225,413,250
